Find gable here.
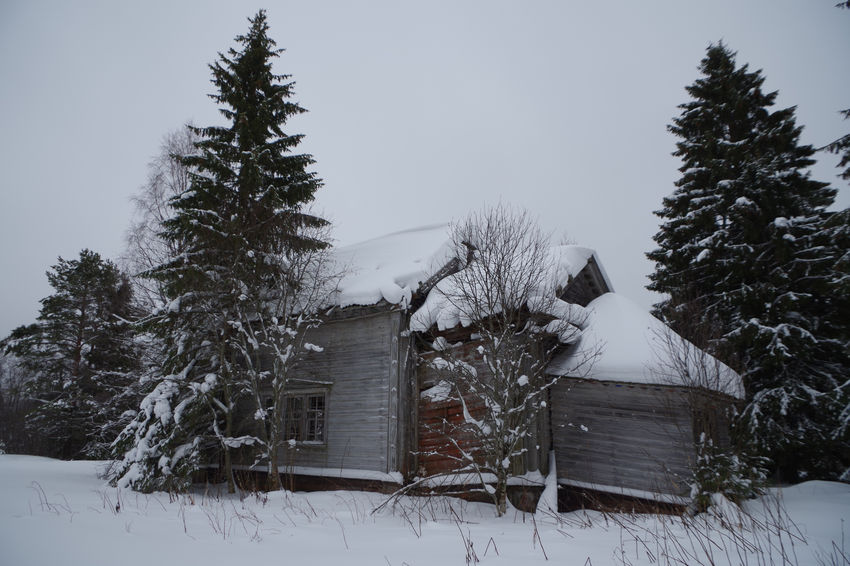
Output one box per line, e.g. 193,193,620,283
559,256,612,307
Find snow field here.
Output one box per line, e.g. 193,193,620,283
1,455,848,566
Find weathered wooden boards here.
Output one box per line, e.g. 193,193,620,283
551,378,695,496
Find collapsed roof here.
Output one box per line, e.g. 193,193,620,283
332,223,610,311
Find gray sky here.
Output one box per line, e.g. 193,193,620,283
1,0,848,338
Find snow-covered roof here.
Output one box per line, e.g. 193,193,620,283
332,224,608,312
409,243,603,333
332,224,454,308
548,293,744,398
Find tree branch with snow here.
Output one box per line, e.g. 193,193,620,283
411,205,597,516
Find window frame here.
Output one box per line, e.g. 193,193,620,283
281,389,327,445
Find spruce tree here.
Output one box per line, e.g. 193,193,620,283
647,43,848,480
112,11,329,493
819,208,850,481
2,250,140,459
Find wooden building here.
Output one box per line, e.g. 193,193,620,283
546,293,742,505
236,224,742,507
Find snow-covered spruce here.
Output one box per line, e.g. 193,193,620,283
646,42,849,481
110,11,332,493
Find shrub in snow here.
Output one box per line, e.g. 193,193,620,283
690,435,767,513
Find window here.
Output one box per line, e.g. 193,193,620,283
283,392,326,443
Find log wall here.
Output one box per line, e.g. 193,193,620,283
416,341,548,477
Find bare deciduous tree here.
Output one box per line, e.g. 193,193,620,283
651,301,743,413
122,124,198,310
411,205,595,516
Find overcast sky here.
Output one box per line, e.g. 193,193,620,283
1,1,848,338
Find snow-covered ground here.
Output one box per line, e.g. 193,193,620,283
0,455,847,566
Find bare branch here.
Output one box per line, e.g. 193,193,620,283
411,204,596,516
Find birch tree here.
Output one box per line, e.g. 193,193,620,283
123,125,198,311
235,222,337,490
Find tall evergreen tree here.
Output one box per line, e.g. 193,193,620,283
647,43,848,480
111,11,330,493
820,208,850,481
2,250,140,459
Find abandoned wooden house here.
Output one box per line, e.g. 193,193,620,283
235,224,742,509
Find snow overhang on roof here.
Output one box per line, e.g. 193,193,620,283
332,224,454,309
331,224,608,318
547,293,744,398
408,243,602,334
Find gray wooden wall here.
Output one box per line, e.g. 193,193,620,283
238,307,409,476
559,260,610,307
550,378,695,497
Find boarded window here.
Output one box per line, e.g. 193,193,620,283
283,392,326,443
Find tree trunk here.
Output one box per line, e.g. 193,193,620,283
495,470,508,517
267,443,282,491
224,419,235,493
223,379,236,494
268,448,283,491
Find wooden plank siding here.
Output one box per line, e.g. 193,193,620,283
550,378,695,497
559,259,611,307
234,307,408,476
417,342,487,476
395,314,416,477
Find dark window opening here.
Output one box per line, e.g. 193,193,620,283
283,392,326,443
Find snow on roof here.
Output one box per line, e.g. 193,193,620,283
332,227,739,395
331,224,607,319
332,224,454,308
409,243,602,333
548,293,743,398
